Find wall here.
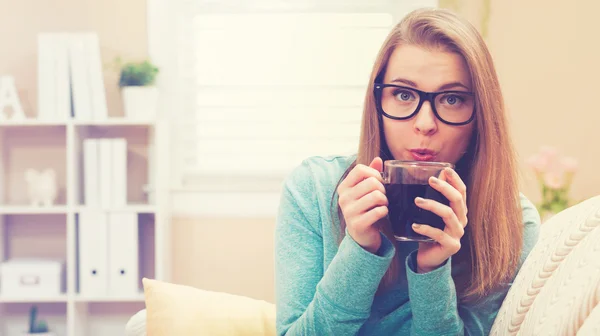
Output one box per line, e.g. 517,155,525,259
171,217,276,302
486,0,599,203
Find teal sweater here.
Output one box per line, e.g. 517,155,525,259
275,155,541,335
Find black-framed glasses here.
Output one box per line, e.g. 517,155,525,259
373,83,476,126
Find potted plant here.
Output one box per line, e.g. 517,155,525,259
24,305,54,335
117,58,160,120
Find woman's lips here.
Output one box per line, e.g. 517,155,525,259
408,149,437,161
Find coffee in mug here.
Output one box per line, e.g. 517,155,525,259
382,160,453,242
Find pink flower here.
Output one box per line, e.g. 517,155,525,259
527,154,549,173
544,172,564,189
561,157,578,173
539,146,559,160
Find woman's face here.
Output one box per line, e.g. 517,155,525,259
380,44,475,165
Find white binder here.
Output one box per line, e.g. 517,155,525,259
78,211,108,297
69,34,93,121
107,211,139,296
111,139,128,207
99,139,112,209
85,33,108,120
83,139,99,207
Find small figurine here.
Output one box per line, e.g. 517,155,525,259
24,168,58,207
0,76,25,121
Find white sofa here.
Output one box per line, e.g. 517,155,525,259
126,195,600,335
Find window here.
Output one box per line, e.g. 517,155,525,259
163,0,437,215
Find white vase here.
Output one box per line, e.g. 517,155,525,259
122,86,158,121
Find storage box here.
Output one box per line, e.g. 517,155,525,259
0,258,64,298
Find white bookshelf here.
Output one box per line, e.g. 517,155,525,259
0,117,169,336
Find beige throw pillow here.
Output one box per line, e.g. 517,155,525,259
143,278,276,336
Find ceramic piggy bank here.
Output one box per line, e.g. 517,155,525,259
24,168,58,207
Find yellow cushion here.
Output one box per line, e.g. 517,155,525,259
142,278,277,336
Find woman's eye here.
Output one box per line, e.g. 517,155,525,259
442,94,464,105
394,90,415,101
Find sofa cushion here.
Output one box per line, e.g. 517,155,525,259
490,195,600,335
142,278,276,336
125,308,146,336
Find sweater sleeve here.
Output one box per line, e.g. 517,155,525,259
405,194,541,336
275,162,395,336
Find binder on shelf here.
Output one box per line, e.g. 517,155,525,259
83,139,100,207
69,34,93,121
78,211,109,297
108,211,139,296
111,138,128,207
83,138,128,208
85,33,108,120
37,33,71,121
99,139,112,209
37,31,108,121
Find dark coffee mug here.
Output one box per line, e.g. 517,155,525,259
382,160,454,242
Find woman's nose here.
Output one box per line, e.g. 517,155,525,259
413,101,438,135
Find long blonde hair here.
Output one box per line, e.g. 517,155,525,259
334,8,523,302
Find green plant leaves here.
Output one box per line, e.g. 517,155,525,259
118,59,159,87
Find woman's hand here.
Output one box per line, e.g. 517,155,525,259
411,167,468,273
337,157,388,254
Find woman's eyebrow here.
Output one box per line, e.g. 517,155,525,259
390,77,471,91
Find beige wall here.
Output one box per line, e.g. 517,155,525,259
487,0,599,203
171,217,276,302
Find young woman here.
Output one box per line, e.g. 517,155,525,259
275,7,540,336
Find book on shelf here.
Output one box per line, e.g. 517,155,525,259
83,138,128,209
37,32,108,122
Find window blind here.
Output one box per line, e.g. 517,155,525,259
172,0,436,190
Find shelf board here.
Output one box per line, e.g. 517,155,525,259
0,294,68,303
0,205,69,215
76,204,156,213
0,118,155,127
0,294,145,303
0,119,68,127
74,293,145,302
73,118,155,126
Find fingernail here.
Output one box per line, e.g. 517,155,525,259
430,176,439,184
412,223,421,229
415,197,425,205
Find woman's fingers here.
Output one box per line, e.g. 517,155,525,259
444,168,467,206
429,175,468,228
341,176,386,205
415,197,464,238
347,189,388,216
412,223,461,254
356,206,389,230
338,160,383,192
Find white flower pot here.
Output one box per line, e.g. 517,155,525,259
122,86,158,121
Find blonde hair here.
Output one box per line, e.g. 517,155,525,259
334,8,523,302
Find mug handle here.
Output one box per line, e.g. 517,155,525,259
380,171,389,184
